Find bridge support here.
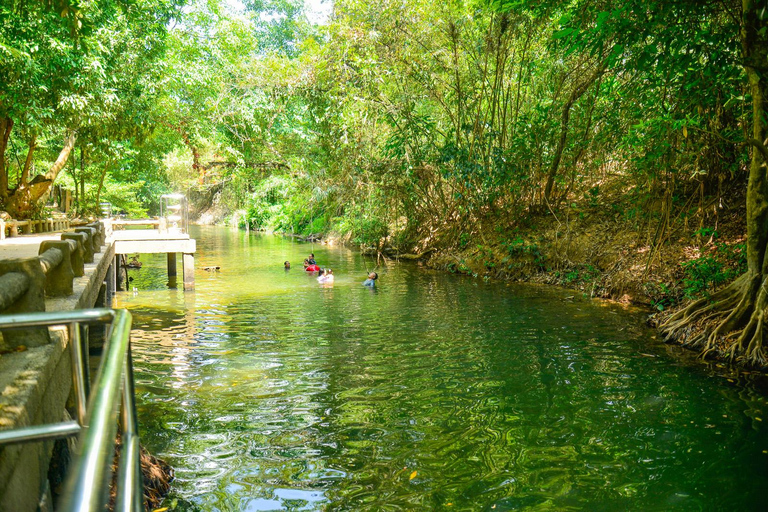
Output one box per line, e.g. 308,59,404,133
114,231,196,291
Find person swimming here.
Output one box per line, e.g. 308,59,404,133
318,268,334,284
363,271,378,287
284,261,291,269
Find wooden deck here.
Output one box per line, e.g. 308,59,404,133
112,229,196,290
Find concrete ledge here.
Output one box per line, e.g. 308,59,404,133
39,241,77,297
114,238,196,254
0,257,50,350
0,232,115,511
44,242,115,313
0,330,70,512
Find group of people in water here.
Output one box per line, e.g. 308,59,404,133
284,253,379,287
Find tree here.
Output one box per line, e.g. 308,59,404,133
662,0,768,366
0,0,179,217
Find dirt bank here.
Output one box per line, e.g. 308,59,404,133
414,184,752,367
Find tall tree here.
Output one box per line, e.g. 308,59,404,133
662,0,768,365
0,0,180,217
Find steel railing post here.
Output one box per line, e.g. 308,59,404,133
69,321,88,426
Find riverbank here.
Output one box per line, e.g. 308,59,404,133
427,191,746,309
197,179,756,367
418,185,752,366
320,182,751,368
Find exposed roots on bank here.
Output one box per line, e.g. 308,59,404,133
659,273,768,368
109,437,174,510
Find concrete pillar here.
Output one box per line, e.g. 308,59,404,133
22,221,32,234
106,259,115,306
60,233,86,275
0,257,50,349
86,222,105,249
114,255,123,291
116,255,127,291
71,229,95,263
63,189,72,212
167,252,177,278
183,253,195,290
38,241,75,296
102,218,112,239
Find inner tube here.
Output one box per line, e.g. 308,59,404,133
306,264,320,272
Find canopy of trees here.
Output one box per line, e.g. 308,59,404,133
2,0,767,365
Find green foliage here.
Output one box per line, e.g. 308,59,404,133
459,233,471,249
245,175,295,230
644,281,677,312
0,0,182,215
334,201,390,247
559,264,599,286
500,237,546,268
100,180,150,218
681,240,747,300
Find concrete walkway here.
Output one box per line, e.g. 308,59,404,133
0,234,62,260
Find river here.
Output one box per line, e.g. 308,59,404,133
116,226,768,511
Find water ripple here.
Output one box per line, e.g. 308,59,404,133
121,229,768,511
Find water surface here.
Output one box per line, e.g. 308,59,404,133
117,226,768,511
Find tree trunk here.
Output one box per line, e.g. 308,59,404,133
661,0,768,367
0,117,13,200
95,158,114,207
44,131,76,186
543,58,607,204
20,136,36,186
5,131,76,218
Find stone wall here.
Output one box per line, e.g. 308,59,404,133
0,223,115,512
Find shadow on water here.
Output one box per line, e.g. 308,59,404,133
116,226,768,511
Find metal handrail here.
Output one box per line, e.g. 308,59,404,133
0,309,143,512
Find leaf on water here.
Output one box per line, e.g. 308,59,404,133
409,471,417,480
152,508,169,512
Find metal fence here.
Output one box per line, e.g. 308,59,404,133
0,309,143,512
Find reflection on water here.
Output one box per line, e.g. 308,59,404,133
117,226,768,511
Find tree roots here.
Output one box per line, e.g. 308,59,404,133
659,273,768,368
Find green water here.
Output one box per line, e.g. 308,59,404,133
117,226,768,511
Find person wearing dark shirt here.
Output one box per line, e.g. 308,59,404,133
363,272,378,287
